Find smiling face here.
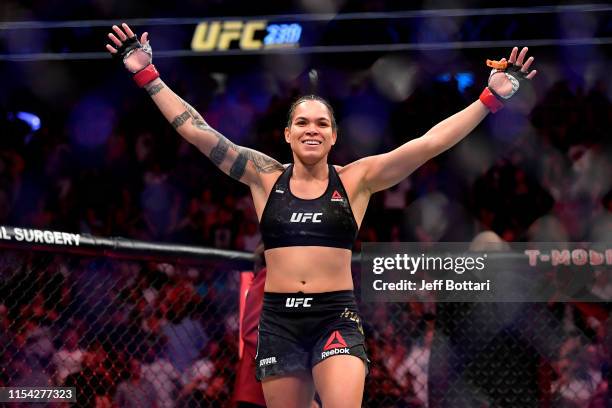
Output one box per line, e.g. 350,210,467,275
285,99,337,165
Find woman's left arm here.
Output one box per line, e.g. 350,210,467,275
358,46,537,194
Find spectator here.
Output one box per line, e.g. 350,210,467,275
235,219,261,252
178,343,216,407
161,301,208,372
52,328,85,385
115,357,158,408
141,343,181,408
9,353,52,389
65,350,114,408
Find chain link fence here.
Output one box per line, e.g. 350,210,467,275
1,246,609,407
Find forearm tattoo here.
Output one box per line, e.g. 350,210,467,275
171,111,191,129
173,96,284,181
178,97,206,126
146,82,165,96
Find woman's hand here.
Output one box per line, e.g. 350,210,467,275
487,46,537,99
105,23,152,73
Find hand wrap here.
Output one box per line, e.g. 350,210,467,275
112,35,142,64
480,59,530,113
112,35,157,87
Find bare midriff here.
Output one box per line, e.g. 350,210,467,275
263,246,353,293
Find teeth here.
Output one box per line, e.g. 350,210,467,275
303,140,321,145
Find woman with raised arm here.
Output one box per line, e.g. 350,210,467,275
106,23,537,408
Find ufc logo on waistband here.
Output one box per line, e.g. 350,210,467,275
290,212,322,223
285,297,313,307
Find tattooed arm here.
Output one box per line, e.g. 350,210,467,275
104,23,282,186
143,78,284,186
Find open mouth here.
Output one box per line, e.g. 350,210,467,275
302,139,322,145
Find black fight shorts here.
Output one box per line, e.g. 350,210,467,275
255,290,368,381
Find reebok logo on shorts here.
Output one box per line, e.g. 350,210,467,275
259,356,277,367
323,330,347,350
321,331,350,359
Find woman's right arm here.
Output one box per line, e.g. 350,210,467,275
144,78,283,185
106,23,283,187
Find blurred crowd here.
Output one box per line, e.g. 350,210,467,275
1,254,238,407
1,248,611,407
1,53,610,247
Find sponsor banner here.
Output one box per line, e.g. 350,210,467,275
192,20,301,52
0,225,253,265
361,242,612,302
0,225,80,246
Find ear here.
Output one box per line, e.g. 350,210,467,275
284,127,291,144
331,130,337,146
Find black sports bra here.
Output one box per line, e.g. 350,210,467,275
259,164,358,250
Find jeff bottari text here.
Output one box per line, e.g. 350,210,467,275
373,279,491,291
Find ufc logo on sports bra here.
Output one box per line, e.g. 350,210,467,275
285,297,313,307
290,212,322,223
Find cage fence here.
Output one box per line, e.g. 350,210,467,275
1,228,609,407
